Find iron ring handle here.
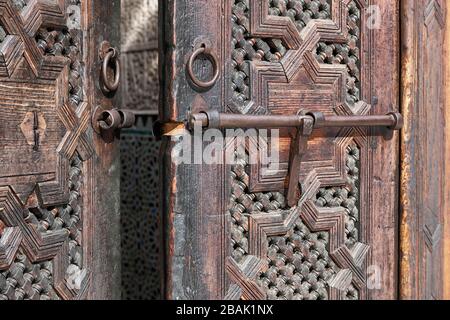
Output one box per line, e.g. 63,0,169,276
187,46,220,90
101,48,120,92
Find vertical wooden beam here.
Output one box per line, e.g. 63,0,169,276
160,0,228,300
399,0,415,300
400,0,447,300
444,0,450,301
369,0,401,300
84,0,122,300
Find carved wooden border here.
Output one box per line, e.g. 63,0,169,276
400,0,446,300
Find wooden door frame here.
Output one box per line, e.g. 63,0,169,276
400,0,449,300
84,0,122,299
445,3,450,301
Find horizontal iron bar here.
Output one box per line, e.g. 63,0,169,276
319,115,400,128
189,111,403,131
189,112,309,129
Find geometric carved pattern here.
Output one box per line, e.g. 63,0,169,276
231,0,364,115
230,153,287,264
0,250,60,300
258,218,339,300
316,0,361,108
0,0,91,300
0,154,88,300
227,0,372,300
229,0,370,193
315,142,360,247
120,0,162,299
120,116,162,300
231,0,333,112
121,0,158,113
228,144,367,300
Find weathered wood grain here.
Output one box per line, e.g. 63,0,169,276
367,0,401,300
83,0,121,300
400,0,446,300
0,0,121,300
160,0,227,300
444,0,450,301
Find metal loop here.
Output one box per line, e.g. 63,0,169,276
306,111,326,128
117,110,136,129
101,48,120,92
387,112,404,130
187,46,220,90
98,109,122,131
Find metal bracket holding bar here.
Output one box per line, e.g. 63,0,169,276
188,110,403,207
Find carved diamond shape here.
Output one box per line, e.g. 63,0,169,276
20,111,47,147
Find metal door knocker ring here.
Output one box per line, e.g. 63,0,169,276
101,47,120,93
187,46,220,90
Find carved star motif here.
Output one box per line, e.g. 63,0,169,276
0,0,91,299
227,0,372,300
0,0,93,206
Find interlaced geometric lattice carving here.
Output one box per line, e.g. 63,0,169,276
231,0,333,109
230,153,287,263
120,117,161,300
227,0,371,300
229,144,362,300
0,0,91,300
231,0,363,114
0,154,86,300
0,250,59,300
258,218,338,300
268,0,332,30
35,21,84,107
316,0,361,107
315,143,360,246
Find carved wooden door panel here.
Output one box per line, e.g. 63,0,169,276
161,0,400,300
0,0,120,299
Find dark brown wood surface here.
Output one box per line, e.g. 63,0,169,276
161,0,400,300
84,0,121,300
0,0,120,300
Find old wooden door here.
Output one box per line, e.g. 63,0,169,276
161,0,400,300
0,0,120,299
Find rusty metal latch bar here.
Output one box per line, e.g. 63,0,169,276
188,110,403,207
